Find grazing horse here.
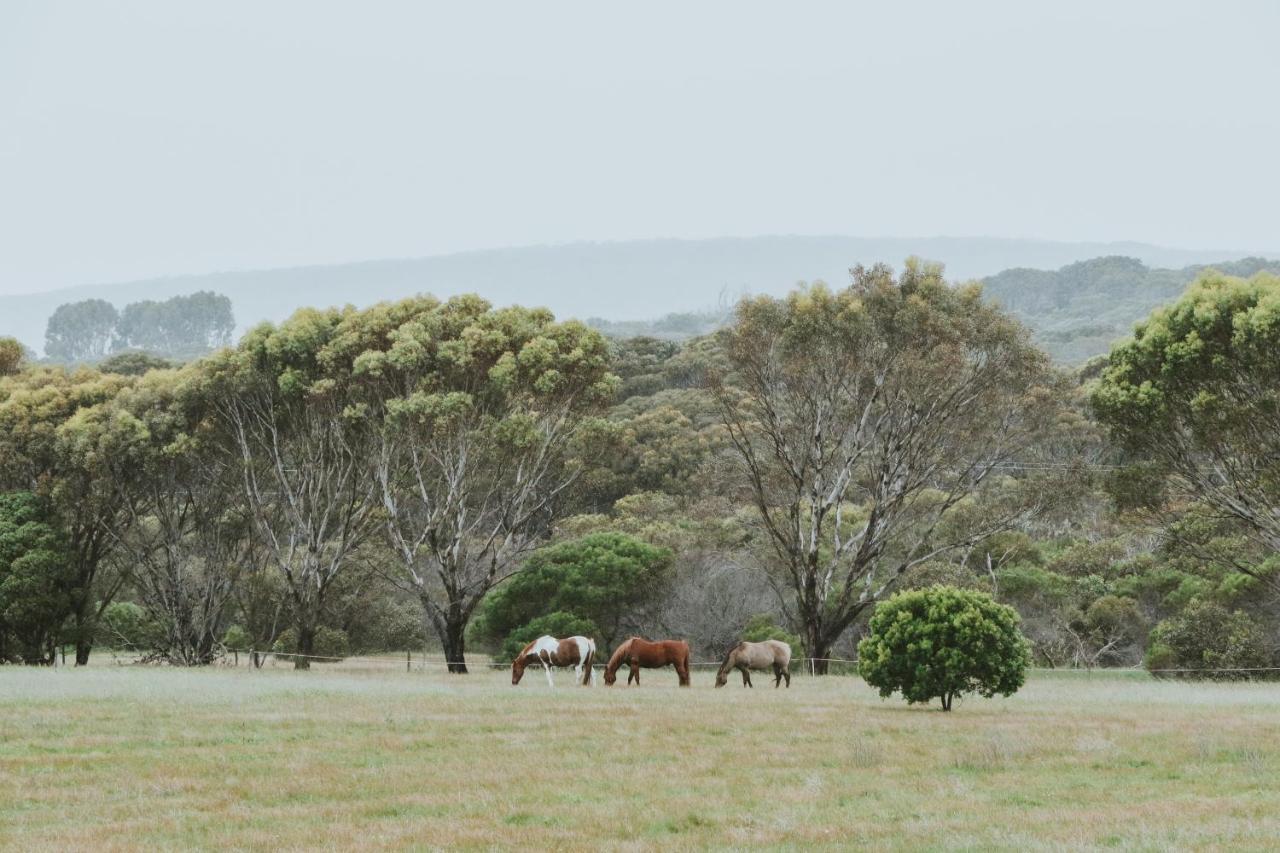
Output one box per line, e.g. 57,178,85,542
715,639,791,688
603,637,691,687
511,635,597,687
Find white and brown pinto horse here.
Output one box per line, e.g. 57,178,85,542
715,639,792,688
511,635,597,687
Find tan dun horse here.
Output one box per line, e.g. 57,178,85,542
715,639,791,688
511,635,596,687
603,637,691,687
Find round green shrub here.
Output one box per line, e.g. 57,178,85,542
857,585,1031,711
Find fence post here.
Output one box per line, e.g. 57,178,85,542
407,650,411,672
234,650,239,667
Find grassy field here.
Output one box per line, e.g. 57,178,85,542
2,661,1279,851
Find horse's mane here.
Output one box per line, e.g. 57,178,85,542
605,638,634,672
717,641,742,673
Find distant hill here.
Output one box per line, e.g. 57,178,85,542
1,236,1274,357
981,256,1280,364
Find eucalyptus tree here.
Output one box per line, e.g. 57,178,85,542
1092,270,1280,596
44,299,119,363
201,309,383,669
340,295,616,672
0,367,138,663
711,261,1065,671
60,367,256,664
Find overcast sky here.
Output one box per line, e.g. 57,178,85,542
2,1,1277,295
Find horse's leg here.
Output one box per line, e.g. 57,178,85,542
543,663,554,688
629,662,639,685
741,666,752,688
773,663,782,688
678,659,690,687
783,666,791,688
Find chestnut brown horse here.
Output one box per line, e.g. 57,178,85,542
603,637,691,686
714,639,791,688
511,635,596,687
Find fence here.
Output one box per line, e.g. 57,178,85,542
96,647,1280,679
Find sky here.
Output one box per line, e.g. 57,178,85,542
2,1,1278,296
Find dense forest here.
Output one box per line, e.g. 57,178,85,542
1,260,1277,677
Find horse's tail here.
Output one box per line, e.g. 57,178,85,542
581,640,597,686
677,640,692,686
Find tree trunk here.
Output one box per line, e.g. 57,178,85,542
941,692,953,711
441,617,468,674
803,621,831,675
294,623,315,670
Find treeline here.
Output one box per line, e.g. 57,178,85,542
1,260,1277,676
43,291,234,363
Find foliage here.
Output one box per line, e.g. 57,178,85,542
473,532,671,652
113,291,235,358
98,351,172,376
1144,600,1272,680
714,260,1066,672
0,337,25,377
1093,270,1280,603
45,299,119,363
272,626,351,661
96,601,164,652
347,295,616,671
858,586,1031,711
0,492,73,664
497,611,601,662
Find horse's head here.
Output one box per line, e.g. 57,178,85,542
511,655,527,685
603,666,617,685
714,643,738,687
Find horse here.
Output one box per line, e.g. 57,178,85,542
603,637,691,687
511,635,597,687
714,639,791,688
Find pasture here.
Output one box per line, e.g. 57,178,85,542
2,662,1278,851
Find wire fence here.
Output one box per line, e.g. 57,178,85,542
92,647,1280,680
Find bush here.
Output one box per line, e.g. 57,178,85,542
221,624,251,651
498,612,600,662
1144,600,1272,680
857,585,1031,711
97,601,164,652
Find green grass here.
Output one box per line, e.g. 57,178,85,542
2,663,1278,850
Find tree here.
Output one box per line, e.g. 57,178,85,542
98,351,172,376
114,291,235,359
0,337,24,377
1144,599,1272,680
712,261,1065,672
472,532,672,653
858,585,1031,711
0,492,73,664
1092,270,1280,598
0,367,136,664
345,295,616,672
45,299,119,363
201,309,382,669
63,368,256,665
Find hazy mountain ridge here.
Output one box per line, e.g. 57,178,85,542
1,236,1274,357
